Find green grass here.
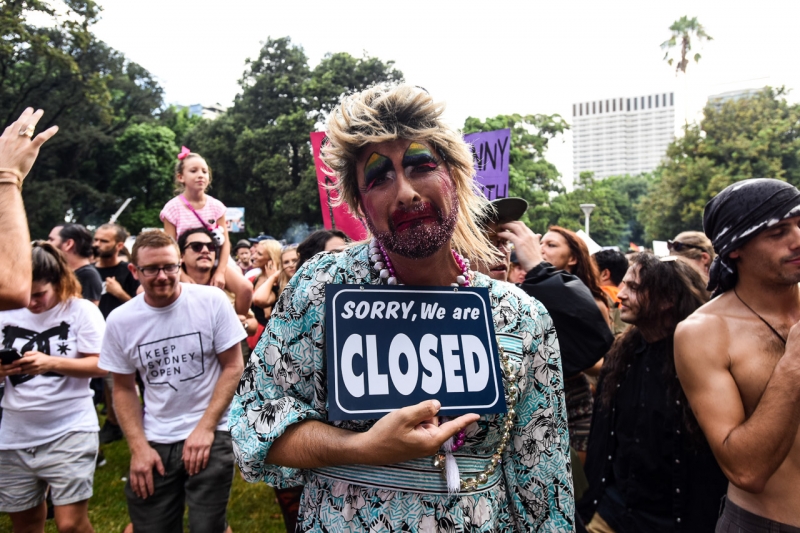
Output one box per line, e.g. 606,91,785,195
0,413,286,532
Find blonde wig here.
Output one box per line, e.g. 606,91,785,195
322,84,495,265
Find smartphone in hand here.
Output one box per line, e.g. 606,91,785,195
0,347,21,366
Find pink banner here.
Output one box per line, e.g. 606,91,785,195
310,132,368,241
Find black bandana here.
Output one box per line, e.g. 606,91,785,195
703,178,800,295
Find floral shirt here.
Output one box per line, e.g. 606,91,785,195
229,244,574,532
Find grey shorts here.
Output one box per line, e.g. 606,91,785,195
125,430,234,533
0,431,98,512
717,497,800,533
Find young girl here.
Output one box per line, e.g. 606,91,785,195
160,147,234,289
0,242,106,533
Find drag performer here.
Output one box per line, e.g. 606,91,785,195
230,84,573,531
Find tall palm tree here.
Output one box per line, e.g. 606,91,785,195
662,16,713,75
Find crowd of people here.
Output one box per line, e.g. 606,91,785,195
0,84,798,533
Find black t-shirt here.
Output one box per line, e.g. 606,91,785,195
74,264,103,303
96,261,140,319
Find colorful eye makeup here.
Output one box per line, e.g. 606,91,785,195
363,152,393,192
402,142,438,169
361,143,440,193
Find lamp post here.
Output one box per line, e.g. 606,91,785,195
580,203,596,237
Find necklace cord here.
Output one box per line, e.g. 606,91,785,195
733,287,787,345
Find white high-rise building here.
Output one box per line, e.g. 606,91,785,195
572,93,675,181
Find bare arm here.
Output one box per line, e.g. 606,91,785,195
252,270,280,309
163,220,177,240
267,400,479,468
113,372,165,499
6,351,105,378
104,276,132,303
182,342,244,475
0,108,58,310
224,265,253,316
675,315,800,493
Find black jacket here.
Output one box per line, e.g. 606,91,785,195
578,336,727,532
519,262,614,378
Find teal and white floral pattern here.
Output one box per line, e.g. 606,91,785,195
229,243,574,532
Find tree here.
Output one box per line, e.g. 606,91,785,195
528,172,652,247
638,87,800,240
1,0,166,237
463,114,568,227
109,122,179,231
661,16,712,75
188,37,403,237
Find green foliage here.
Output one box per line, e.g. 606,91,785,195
639,87,800,240
1,0,165,237
188,37,403,237
463,114,568,227
110,122,179,230
530,172,653,247
661,16,712,75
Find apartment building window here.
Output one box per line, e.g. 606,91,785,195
670,92,674,106
593,102,596,114
648,95,652,108
627,98,631,111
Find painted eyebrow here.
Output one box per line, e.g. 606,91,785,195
363,152,393,190
402,142,437,166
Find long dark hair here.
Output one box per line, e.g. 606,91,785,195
548,226,608,304
296,230,348,269
599,254,709,433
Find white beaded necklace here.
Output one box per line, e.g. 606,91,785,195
369,239,471,287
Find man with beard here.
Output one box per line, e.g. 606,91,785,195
230,85,572,532
579,254,727,532
94,224,140,319
49,224,102,305
675,178,800,531
99,230,244,533
179,228,256,335
93,223,140,444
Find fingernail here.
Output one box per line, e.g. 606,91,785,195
431,400,441,411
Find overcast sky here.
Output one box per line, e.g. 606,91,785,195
89,0,800,182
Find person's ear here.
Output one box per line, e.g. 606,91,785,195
599,268,611,283
115,241,125,254
128,262,139,281
729,249,740,259
700,252,711,266
567,255,578,268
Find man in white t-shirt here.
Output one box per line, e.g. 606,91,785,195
99,230,245,533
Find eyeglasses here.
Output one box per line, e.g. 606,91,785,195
667,240,706,253
185,242,216,254
136,264,181,277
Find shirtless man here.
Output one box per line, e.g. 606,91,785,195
675,178,800,531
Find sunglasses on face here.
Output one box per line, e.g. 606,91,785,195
667,240,705,253
185,241,216,254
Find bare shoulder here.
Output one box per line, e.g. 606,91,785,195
675,293,736,364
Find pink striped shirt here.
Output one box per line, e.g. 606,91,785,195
160,195,227,238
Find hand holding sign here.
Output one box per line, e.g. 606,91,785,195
353,400,480,465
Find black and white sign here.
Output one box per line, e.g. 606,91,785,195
325,285,505,421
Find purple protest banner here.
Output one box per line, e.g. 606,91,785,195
464,128,510,200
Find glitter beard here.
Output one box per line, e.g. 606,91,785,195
367,192,459,259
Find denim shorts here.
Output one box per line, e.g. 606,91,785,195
0,431,98,512
125,430,235,533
